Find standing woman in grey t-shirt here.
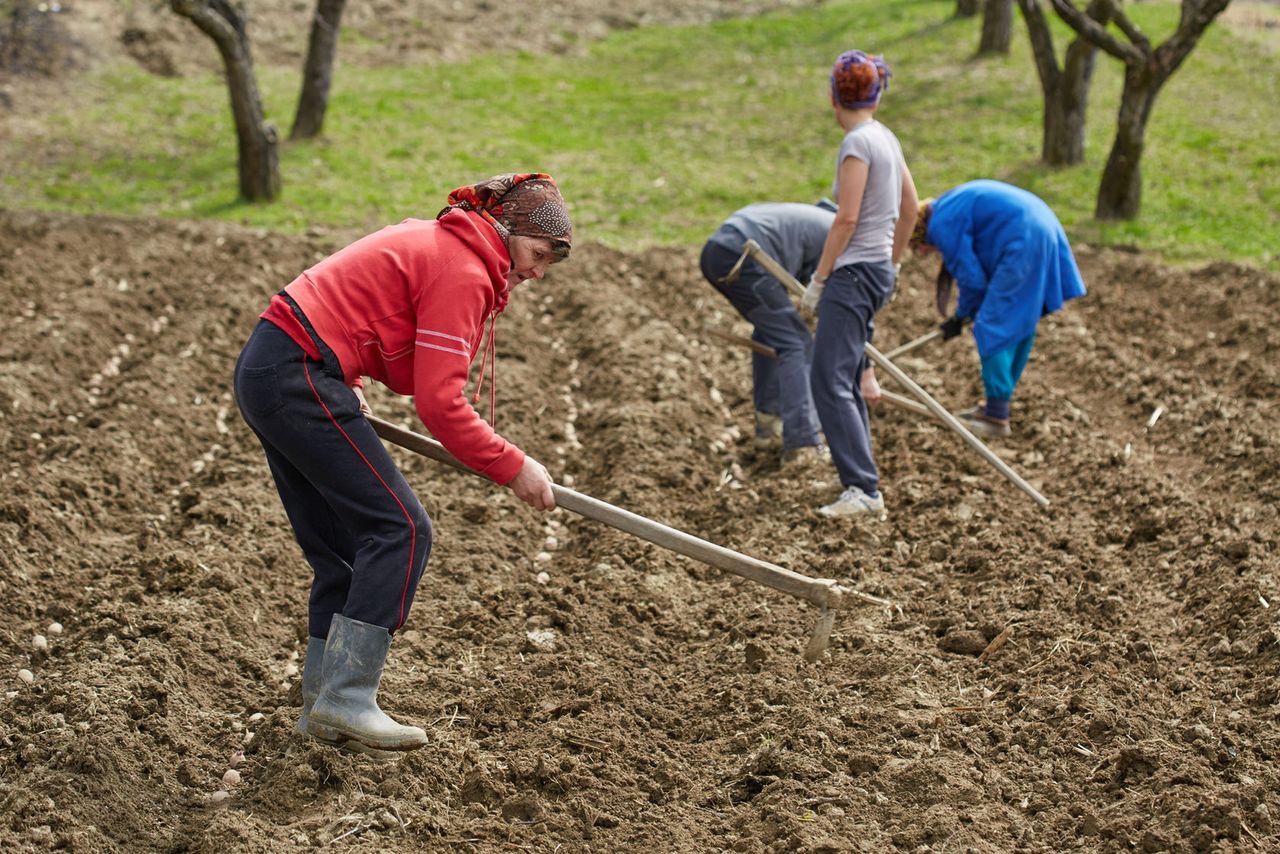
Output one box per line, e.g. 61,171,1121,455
802,50,918,518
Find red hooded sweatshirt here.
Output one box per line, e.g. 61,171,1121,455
264,209,524,485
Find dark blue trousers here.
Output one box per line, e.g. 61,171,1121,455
701,235,821,450
810,262,896,495
234,320,432,639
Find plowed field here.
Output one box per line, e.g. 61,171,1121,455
1,208,1277,852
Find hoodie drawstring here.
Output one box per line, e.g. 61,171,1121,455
472,311,499,428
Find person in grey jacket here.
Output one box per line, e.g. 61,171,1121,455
702,201,879,460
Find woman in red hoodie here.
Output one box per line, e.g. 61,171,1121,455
234,173,571,755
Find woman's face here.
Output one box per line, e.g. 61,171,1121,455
507,236,560,287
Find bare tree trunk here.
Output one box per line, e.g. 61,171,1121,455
1051,7,1107,164
170,0,280,202
290,0,346,140
1096,64,1156,219
1050,0,1231,219
1019,0,1109,165
956,0,980,17
979,0,1013,54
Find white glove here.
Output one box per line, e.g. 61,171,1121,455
801,274,826,312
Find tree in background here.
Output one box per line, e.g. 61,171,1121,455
290,0,346,140
956,0,980,17
1016,0,1111,165
170,0,280,202
1051,0,1232,219
979,0,1014,54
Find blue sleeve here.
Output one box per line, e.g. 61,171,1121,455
947,232,989,320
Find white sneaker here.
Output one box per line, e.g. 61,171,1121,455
818,487,886,518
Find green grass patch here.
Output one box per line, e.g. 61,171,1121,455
2,0,1275,269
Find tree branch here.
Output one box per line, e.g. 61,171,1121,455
210,0,249,42
1155,0,1231,74
1016,0,1063,90
1108,2,1151,53
169,0,237,50
1050,0,1143,64
1063,0,1112,80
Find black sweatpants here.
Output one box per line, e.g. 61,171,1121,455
234,320,432,639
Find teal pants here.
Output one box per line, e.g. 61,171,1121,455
979,332,1036,406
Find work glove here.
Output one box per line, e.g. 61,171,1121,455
939,315,964,341
801,274,826,313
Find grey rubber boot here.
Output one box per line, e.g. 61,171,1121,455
305,614,428,752
294,636,326,735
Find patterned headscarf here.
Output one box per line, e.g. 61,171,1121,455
439,172,573,257
830,50,892,110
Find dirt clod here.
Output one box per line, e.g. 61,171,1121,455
939,629,988,655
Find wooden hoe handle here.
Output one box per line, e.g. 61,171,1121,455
367,416,849,660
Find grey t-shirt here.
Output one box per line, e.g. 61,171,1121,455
831,120,906,267
718,202,836,282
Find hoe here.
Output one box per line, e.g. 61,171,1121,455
369,416,889,662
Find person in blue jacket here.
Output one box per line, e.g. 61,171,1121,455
910,180,1086,437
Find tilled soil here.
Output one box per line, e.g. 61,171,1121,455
0,208,1277,853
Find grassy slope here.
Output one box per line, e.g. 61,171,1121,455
2,0,1276,267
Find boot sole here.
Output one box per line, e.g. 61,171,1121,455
306,721,342,743
306,719,427,752
303,725,406,761
338,740,406,761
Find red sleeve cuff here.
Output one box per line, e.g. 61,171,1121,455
479,446,526,486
